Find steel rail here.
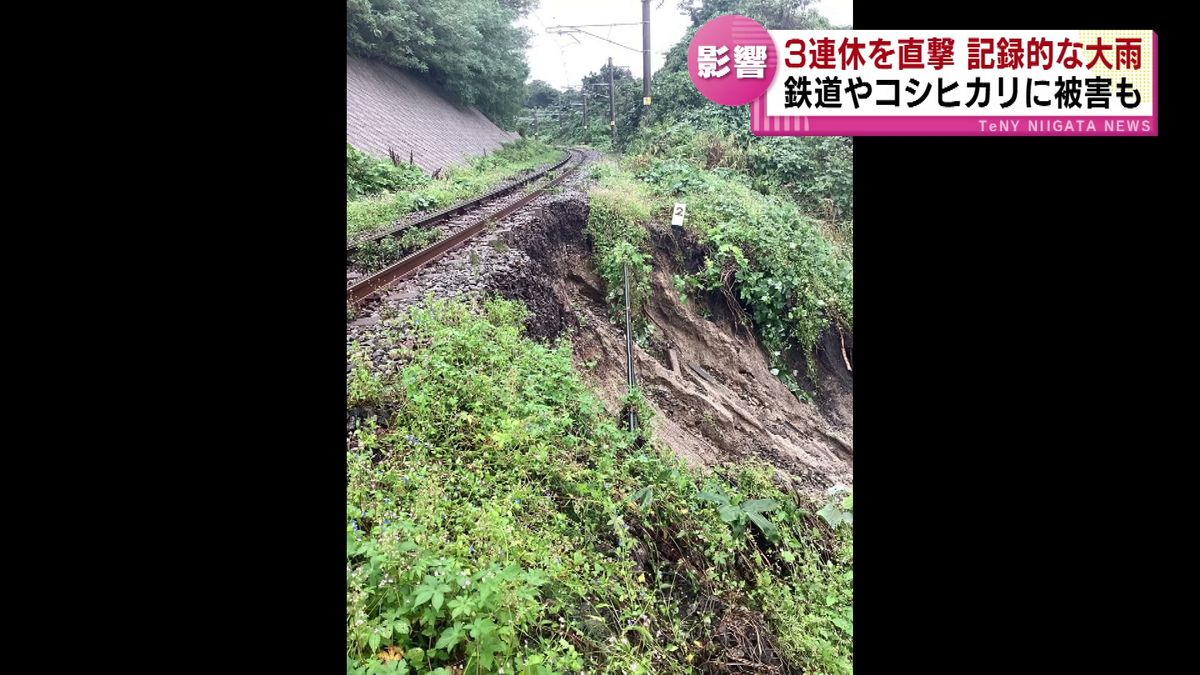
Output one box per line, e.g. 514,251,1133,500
347,150,582,306
348,150,574,253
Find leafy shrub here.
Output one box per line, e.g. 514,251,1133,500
748,136,853,222
346,298,853,674
348,144,429,199
595,158,852,377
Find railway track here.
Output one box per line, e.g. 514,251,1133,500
347,148,585,307
347,150,576,254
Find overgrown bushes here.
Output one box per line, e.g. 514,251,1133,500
347,297,853,674
590,157,853,385
348,144,429,199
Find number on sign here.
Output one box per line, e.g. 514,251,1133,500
671,203,687,228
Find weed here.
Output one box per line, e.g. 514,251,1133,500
347,346,385,408
347,144,428,199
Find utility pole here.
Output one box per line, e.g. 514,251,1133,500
582,87,588,140
642,0,651,105
608,56,616,144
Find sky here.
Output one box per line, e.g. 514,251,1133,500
519,0,854,89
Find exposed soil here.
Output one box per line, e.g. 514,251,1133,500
499,194,853,499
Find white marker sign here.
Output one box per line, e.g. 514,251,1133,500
671,203,687,227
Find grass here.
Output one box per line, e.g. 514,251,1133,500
347,139,564,238
347,297,853,674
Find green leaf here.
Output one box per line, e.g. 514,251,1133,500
817,502,850,528
696,491,729,506
435,625,463,651
432,591,445,611
746,511,780,540
740,498,779,514
449,596,472,619
630,485,653,509
718,504,742,523
369,632,381,652
414,590,433,607
832,615,854,636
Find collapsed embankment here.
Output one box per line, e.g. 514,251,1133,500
488,191,853,498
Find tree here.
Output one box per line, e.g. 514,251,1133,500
581,62,632,92
676,0,829,30
498,0,539,13
346,0,533,126
525,80,561,108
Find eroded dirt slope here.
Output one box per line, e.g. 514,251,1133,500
347,157,853,499
500,194,853,498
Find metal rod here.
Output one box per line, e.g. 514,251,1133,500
608,57,616,144
642,0,651,105
549,27,641,53
624,263,637,434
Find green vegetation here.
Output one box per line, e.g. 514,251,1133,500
346,3,855,673
583,161,654,331
518,64,641,156
346,0,535,125
349,227,442,273
521,0,851,230
346,139,563,237
347,297,853,674
348,144,430,200
527,0,853,388
586,157,852,386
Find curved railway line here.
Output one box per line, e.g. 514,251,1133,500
347,148,585,307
